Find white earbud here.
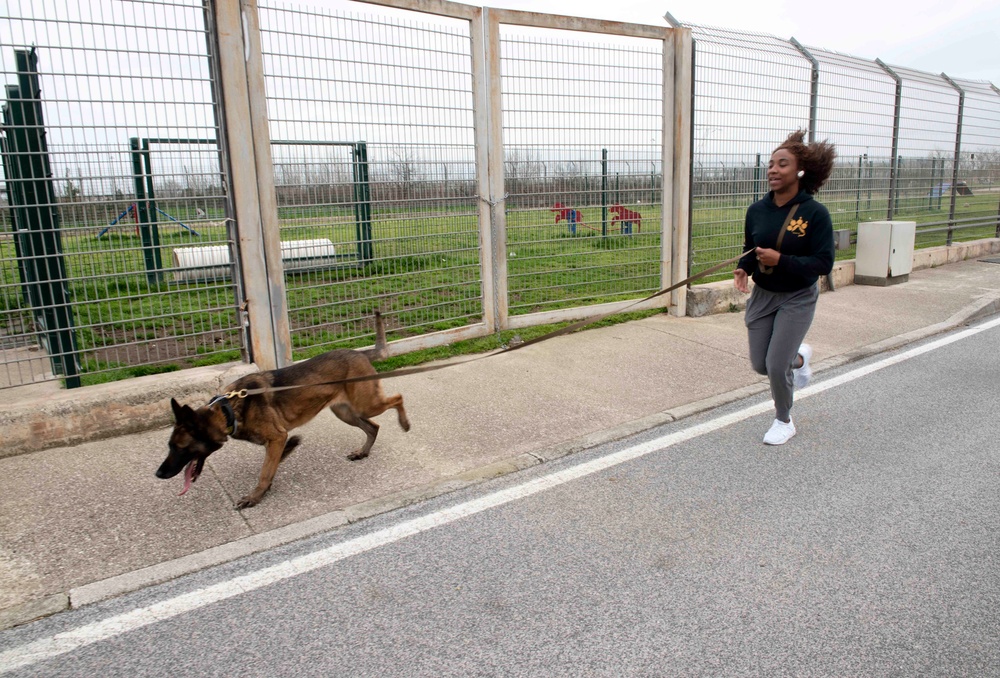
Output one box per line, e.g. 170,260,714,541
797,170,805,178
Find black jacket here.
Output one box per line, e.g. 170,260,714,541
737,190,834,293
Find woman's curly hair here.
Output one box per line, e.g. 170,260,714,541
776,129,836,194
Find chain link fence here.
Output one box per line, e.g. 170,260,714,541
680,21,1000,275
0,0,242,390
258,1,486,357
1,0,997,390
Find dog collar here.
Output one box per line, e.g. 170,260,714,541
207,394,238,436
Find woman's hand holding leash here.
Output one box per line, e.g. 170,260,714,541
734,247,780,293
755,247,780,268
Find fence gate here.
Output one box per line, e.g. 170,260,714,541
249,0,692,362
483,9,692,328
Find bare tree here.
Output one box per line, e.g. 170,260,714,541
388,147,421,203
504,149,542,207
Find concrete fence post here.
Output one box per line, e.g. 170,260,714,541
205,0,291,370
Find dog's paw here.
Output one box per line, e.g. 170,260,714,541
234,495,259,510
347,449,370,461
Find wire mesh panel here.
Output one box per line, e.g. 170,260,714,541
0,0,240,390
258,0,483,358
942,79,1000,241
496,20,667,317
682,21,1000,275
807,48,897,255
885,65,962,247
686,26,812,276
1,0,996,392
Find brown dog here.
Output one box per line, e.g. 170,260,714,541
156,312,409,509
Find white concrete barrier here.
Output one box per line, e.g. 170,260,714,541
172,239,338,282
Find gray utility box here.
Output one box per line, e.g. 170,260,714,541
854,220,915,286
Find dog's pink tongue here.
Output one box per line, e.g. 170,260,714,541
179,461,196,496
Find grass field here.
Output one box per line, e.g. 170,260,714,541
1,190,997,386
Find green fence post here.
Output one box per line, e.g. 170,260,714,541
754,153,762,201
865,155,872,211
855,154,862,220
928,157,935,211
0,129,31,304
650,162,656,205
601,148,608,237
895,156,903,212
352,141,373,264
129,137,162,284
3,48,80,387
141,138,163,275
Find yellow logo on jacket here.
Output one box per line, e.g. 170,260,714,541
786,217,808,237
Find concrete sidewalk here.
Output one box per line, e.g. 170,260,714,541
2,246,1000,630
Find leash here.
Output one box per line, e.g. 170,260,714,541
220,248,756,400
756,204,797,275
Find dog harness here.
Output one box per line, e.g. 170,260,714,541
207,394,238,435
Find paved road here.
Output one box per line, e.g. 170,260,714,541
2,318,999,677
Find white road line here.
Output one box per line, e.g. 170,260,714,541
2,316,998,673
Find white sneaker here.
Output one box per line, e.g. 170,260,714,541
763,418,796,445
793,344,813,389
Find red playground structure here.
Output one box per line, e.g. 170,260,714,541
610,204,642,235
551,202,586,235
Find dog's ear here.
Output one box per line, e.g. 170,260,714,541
170,398,194,424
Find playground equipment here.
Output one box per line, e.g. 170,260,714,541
929,181,973,198
550,149,653,238
609,204,642,234
552,201,644,236
551,201,588,234
98,202,200,239
272,140,374,264
134,138,374,284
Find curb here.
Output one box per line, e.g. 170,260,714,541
0,363,257,460
813,291,1000,373
2,240,998,459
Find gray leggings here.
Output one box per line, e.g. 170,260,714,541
744,283,819,422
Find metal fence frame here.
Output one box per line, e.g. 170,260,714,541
248,0,695,362
482,6,692,327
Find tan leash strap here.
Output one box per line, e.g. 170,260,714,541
757,203,798,275
494,247,754,355
227,247,755,398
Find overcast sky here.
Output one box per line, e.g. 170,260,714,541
483,0,1000,86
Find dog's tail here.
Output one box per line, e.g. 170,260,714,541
361,311,389,362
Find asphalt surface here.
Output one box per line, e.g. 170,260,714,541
1,318,997,676
1,251,1000,634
